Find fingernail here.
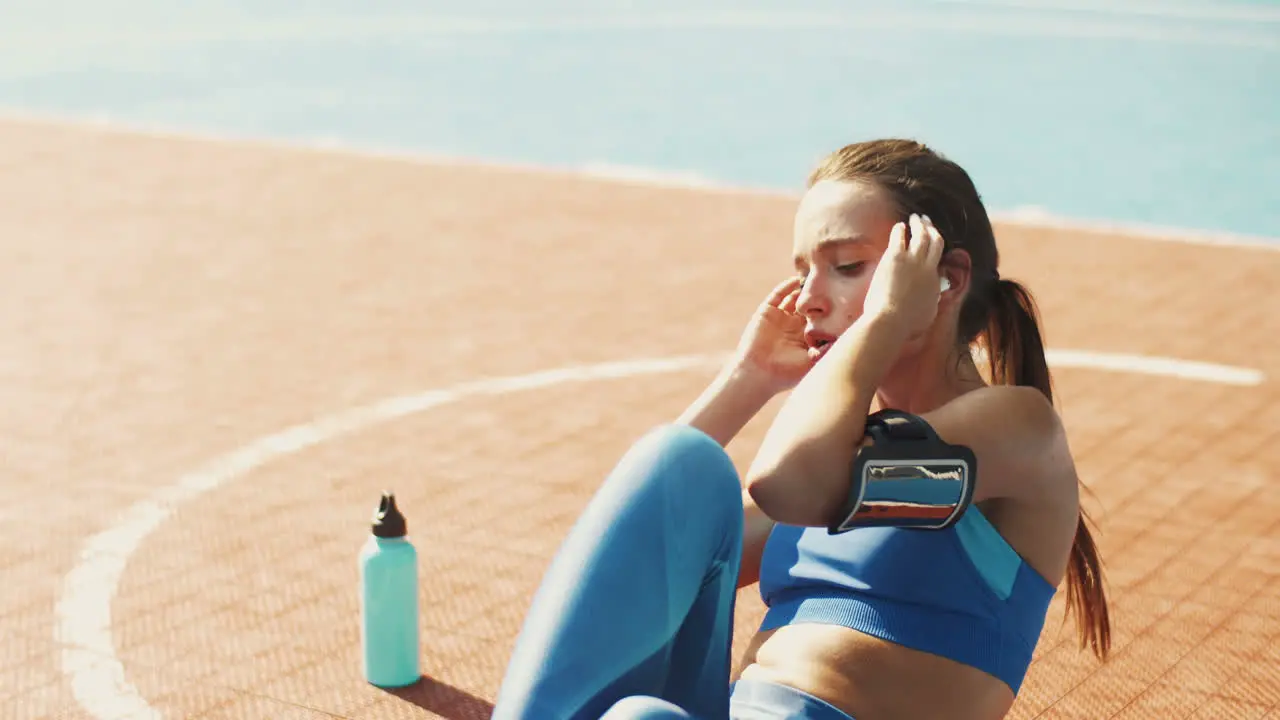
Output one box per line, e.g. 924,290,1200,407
923,214,932,223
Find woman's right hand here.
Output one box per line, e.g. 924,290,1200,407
732,276,814,395
678,277,811,445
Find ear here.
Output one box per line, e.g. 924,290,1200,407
939,248,972,300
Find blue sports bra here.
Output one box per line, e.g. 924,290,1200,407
756,506,1057,694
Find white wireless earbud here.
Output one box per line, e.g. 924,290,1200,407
940,276,952,292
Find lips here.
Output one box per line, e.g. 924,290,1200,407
804,329,837,361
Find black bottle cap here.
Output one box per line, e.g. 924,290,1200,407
371,491,408,538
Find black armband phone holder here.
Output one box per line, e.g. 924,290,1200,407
827,409,977,535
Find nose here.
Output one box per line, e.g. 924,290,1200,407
795,272,829,318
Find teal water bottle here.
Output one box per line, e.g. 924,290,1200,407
359,491,422,688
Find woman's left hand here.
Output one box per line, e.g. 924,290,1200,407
861,213,946,338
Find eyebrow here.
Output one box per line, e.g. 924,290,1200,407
794,236,870,266
815,236,870,251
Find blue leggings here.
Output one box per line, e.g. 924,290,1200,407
490,424,854,720
491,424,743,720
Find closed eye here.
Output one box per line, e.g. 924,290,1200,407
835,262,866,276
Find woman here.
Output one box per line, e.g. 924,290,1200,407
490,139,1111,720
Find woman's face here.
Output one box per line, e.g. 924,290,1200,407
790,179,901,360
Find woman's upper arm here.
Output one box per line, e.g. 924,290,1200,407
919,385,1070,505
737,489,776,590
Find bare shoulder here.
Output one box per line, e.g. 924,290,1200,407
919,385,1075,505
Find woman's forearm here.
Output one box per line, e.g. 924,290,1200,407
676,362,779,448
745,313,910,525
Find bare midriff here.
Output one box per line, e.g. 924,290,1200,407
735,624,1016,720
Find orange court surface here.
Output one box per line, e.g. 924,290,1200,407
3,116,1279,719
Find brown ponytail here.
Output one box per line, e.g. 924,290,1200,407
986,278,1112,660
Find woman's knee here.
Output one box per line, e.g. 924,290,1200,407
622,424,743,507
600,695,695,720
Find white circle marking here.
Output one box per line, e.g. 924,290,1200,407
55,349,1264,718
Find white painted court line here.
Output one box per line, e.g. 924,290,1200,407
55,349,1265,719
54,354,725,720
1044,349,1265,386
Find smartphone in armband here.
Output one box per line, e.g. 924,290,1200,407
827,409,977,535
